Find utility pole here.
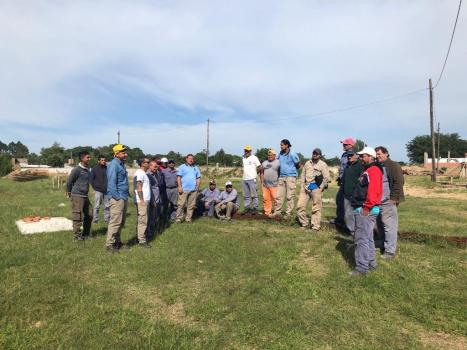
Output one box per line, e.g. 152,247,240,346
206,118,210,176
117,130,121,144
436,122,441,171
429,79,436,182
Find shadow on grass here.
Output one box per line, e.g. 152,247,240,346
334,235,355,269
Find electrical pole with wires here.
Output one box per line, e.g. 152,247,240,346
429,79,436,182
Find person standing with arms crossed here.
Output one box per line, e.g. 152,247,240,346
274,139,300,219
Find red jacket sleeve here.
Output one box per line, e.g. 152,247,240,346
363,166,383,210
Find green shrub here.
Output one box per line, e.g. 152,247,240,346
0,154,13,176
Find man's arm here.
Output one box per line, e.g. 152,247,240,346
390,162,405,203
106,162,119,200
66,168,78,196
177,176,183,194
321,164,330,191
136,180,144,203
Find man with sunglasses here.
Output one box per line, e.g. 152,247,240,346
341,149,363,235
333,137,356,228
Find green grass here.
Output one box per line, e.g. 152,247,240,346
0,178,466,349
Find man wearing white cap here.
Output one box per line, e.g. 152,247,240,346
215,181,240,220
349,146,383,277
242,146,261,214
160,157,168,170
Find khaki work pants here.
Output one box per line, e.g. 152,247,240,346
71,196,93,237
175,191,197,222
296,188,323,229
215,202,238,219
106,198,128,247
136,202,148,244
275,176,297,215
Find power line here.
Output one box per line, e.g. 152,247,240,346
434,0,463,88
267,88,427,122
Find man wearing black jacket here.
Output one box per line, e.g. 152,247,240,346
375,146,405,259
90,155,110,223
342,150,363,235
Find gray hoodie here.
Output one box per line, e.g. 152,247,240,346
66,164,90,197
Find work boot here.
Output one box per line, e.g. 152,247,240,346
250,208,258,215
74,234,85,241
106,245,119,253
381,252,395,260
348,270,367,277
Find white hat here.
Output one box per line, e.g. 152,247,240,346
225,181,233,186
161,157,168,163
357,146,376,158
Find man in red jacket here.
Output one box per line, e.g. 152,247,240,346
349,147,383,277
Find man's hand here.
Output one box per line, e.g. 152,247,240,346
178,186,183,195
389,199,397,205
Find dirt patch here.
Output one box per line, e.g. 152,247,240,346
126,285,195,326
295,249,329,278
399,231,467,246
405,186,467,200
419,329,467,350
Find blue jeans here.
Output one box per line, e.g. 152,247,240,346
354,212,377,273
93,191,110,223
377,202,399,255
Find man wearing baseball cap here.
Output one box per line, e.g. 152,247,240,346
333,137,356,228
215,181,240,220
105,144,130,252
160,157,168,170
260,149,280,216
242,145,261,214
296,148,330,230
162,159,178,221
349,146,383,276
199,180,220,217
341,149,363,236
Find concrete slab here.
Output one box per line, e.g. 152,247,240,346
16,217,72,235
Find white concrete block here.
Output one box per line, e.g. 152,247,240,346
16,217,72,235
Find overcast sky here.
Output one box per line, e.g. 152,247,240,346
1,0,465,160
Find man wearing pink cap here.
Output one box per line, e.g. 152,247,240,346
334,137,356,229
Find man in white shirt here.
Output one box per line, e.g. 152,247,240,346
242,145,261,214
133,157,151,248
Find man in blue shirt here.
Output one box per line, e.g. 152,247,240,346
175,154,201,223
105,144,129,252
273,139,300,219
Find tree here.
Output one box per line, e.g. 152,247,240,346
126,147,145,165
255,148,269,162
354,139,366,152
0,155,12,176
41,142,67,167
0,140,8,154
193,152,207,166
7,141,29,157
406,133,467,164
323,156,340,166
27,153,42,165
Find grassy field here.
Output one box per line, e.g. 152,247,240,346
0,177,466,349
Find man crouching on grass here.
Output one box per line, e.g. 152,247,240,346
66,150,93,241
349,147,383,277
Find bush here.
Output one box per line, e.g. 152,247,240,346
0,155,13,176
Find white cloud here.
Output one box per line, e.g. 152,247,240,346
0,0,465,159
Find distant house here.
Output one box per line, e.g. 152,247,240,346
423,152,467,169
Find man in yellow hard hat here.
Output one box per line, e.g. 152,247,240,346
105,144,130,252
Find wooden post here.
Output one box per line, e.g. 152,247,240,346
429,79,436,182
206,118,210,176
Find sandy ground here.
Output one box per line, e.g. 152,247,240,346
405,186,467,200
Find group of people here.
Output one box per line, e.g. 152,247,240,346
66,137,404,276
